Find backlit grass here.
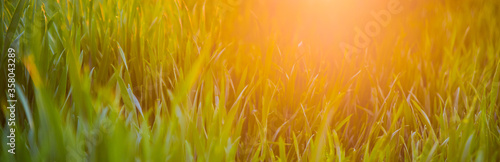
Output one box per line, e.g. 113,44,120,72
1,0,500,161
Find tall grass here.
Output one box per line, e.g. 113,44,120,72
1,0,500,161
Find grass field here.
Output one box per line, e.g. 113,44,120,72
1,0,500,161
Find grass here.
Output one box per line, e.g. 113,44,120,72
1,0,500,161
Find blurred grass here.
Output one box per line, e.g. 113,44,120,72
1,0,500,161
